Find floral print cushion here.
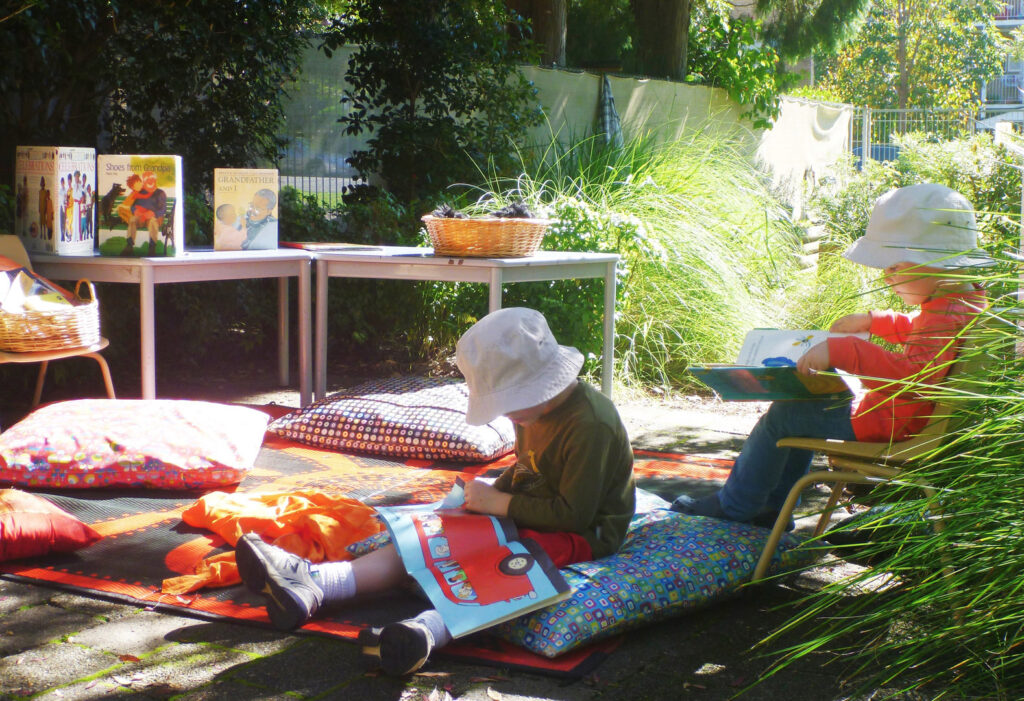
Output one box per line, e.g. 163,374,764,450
268,376,515,463
0,399,269,489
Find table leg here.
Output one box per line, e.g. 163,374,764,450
602,260,617,397
140,266,156,399
314,259,329,400
298,260,312,406
488,268,503,312
277,278,289,387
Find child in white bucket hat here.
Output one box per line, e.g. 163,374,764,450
671,183,988,528
236,307,635,675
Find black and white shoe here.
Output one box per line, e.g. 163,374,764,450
359,620,434,676
236,533,324,631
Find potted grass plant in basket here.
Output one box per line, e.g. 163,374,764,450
421,202,549,258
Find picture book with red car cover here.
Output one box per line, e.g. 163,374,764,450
376,478,571,638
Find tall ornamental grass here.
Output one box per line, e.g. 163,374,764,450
443,127,813,388
760,243,1024,699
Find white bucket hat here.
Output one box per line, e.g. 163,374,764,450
456,307,584,426
843,184,988,269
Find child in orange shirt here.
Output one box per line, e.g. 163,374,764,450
672,184,988,527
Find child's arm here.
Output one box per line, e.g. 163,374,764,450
830,313,872,334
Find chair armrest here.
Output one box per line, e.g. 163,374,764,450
777,432,945,464
776,437,892,460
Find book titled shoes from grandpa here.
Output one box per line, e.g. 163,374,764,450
96,154,183,257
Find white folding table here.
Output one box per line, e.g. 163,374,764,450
30,249,313,405
314,246,619,400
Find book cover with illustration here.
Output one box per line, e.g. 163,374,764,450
13,146,96,256
213,168,279,250
96,154,183,256
689,328,869,401
376,478,571,638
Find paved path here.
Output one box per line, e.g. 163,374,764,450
1,381,872,701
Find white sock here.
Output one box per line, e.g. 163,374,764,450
310,560,356,603
411,609,452,648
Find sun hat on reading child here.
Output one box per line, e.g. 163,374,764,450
843,183,987,269
456,307,584,426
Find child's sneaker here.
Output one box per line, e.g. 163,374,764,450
359,620,434,676
236,533,323,631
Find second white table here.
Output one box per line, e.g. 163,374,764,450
314,247,619,400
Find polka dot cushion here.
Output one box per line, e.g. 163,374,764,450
0,399,269,489
268,376,515,462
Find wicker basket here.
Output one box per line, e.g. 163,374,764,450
422,215,549,258
0,280,101,352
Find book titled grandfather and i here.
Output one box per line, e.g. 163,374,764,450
213,168,279,251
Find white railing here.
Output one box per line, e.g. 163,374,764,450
850,107,976,164
996,0,1024,19
987,74,1024,104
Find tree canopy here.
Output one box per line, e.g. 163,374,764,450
756,0,871,61
324,0,542,204
816,0,1008,109
0,0,322,198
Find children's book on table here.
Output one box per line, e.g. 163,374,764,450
689,328,867,401
375,478,571,638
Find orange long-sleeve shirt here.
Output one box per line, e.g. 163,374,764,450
827,286,986,442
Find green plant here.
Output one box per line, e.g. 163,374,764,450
686,7,796,129
0,0,323,194
816,0,1008,110
323,0,543,205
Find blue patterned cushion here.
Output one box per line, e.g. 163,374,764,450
493,508,813,657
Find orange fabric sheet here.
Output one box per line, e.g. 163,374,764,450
161,490,382,595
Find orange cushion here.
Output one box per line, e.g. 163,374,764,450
0,488,102,561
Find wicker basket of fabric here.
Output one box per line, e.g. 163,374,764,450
422,215,549,258
0,280,101,352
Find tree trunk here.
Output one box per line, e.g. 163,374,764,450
506,0,566,67
631,0,690,80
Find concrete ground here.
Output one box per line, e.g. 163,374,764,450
0,368,887,701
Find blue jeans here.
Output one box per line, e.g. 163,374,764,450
718,398,856,520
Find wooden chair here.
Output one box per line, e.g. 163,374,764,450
751,347,980,582
0,234,116,408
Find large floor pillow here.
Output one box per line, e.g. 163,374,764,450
493,504,814,657
0,399,269,489
268,376,514,462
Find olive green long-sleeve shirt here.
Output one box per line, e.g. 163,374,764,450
492,382,635,559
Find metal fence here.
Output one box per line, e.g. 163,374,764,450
850,107,978,165
986,74,1023,104
277,46,362,208
996,0,1024,19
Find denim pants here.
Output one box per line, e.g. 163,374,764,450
717,398,857,520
